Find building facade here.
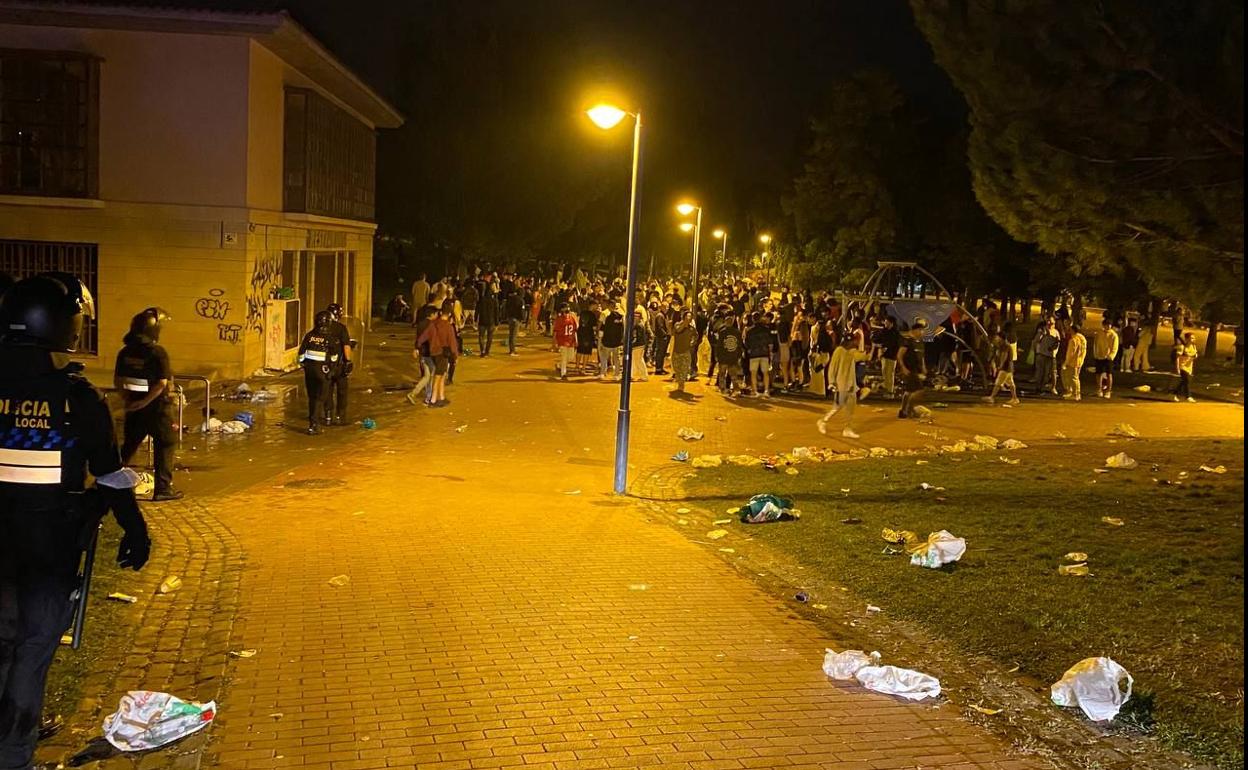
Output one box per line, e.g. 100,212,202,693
0,3,401,378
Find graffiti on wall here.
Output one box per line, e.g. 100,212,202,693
246,255,282,335
194,288,231,321
217,323,243,344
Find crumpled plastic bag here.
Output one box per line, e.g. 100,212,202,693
1050,657,1133,721
909,530,967,568
676,427,704,441
737,493,799,523
855,665,941,700
691,454,722,468
1132,384,1151,393
1105,452,1137,469
726,454,763,467
912,405,933,418
972,435,999,449
822,648,880,680
103,691,216,751
881,528,919,546
1000,438,1028,450
219,420,249,434
1108,423,1140,438
134,471,155,497
198,417,223,433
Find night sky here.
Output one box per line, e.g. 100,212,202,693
170,0,963,267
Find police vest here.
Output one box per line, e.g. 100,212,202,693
116,345,158,395
302,332,339,365
0,372,89,491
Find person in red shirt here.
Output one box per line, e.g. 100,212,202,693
416,305,457,406
553,303,579,380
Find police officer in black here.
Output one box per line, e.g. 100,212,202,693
0,274,151,770
323,303,354,426
298,311,343,435
113,308,181,502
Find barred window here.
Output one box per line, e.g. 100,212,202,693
0,239,99,354
283,88,375,221
0,50,98,198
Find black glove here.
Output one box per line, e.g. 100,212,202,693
344,360,355,375
117,529,151,571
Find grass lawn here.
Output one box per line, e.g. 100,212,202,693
678,438,1244,769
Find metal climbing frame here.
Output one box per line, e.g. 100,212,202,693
841,261,992,388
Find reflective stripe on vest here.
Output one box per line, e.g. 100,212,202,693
0,447,62,485
121,377,150,392
304,350,327,362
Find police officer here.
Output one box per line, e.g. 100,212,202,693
298,311,343,435
113,308,181,502
0,274,151,770
323,303,354,426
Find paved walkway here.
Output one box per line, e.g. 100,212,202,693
61,335,1243,769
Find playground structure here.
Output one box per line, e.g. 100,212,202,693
841,261,992,388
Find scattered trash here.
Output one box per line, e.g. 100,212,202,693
676,427,705,441
970,704,1004,715
232,411,254,428
671,450,690,462
706,529,729,540
912,405,933,418
106,593,137,604
822,648,880,680
737,493,800,524
972,435,999,449
784,467,799,476
691,454,722,468
869,447,891,458
1000,438,1028,450
881,529,919,546
718,548,736,554
765,432,775,440
218,419,249,434
1054,431,1068,439
1101,516,1125,527
866,604,882,614
1064,552,1088,561
1108,423,1140,439
134,472,155,497
840,517,862,525
1199,464,1228,474
675,507,691,514
909,530,967,569
726,454,764,467
1132,385,1151,393
1058,563,1090,576
998,456,1020,465
1050,657,1134,721
327,574,351,587
794,591,809,603
812,603,828,610
915,459,929,465
228,649,258,658
102,691,216,751
713,518,732,525
198,417,223,433
1093,468,1110,474
628,584,647,591
917,482,946,492
855,665,941,701
158,576,182,594
563,489,581,495
361,418,377,430
455,424,468,433
1105,452,1138,469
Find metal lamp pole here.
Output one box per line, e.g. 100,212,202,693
690,206,702,302
614,112,644,494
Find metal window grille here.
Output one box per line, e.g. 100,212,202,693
283,88,375,221
0,49,99,197
0,239,99,353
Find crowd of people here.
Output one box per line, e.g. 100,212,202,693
390,268,1223,421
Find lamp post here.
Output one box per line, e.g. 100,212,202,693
676,202,703,303
759,233,772,286
587,103,644,495
712,228,727,280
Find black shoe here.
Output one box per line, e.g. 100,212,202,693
38,714,64,742
332,416,345,426
151,488,185,502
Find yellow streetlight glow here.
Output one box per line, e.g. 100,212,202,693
712,229,725,238
586,104,627,129
676,202,697,216
759,233,772,245
679,222,695,233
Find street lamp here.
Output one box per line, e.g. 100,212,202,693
675,202,703,302
712,228,727,279
586,102,643,495
759,233,773,285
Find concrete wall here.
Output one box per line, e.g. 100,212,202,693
0,24,251,206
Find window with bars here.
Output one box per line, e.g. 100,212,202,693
0,49,99,198
0,239,99,353
283,88,375,221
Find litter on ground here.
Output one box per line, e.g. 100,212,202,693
158,576,181,594
327,574,351,587
909,531,967,568
1000,438,1028,450
676,427,705,441
106,593,137,603
103,691,217,751
1133,385,1151,392
737,493,800,523
1199,464,1228,474
671,450,690,462
1051,657,1133,721
706,529,729,540
1058,563,1090,576
1101,516,1125,527
1108,423,1140,438
1064,552,1088,561
228,649,258,658
822,648,880,680
1105,452,1138,469
881,528,919,546
691,454,722,468
855,665,942,700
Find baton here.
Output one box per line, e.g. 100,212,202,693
69,523,100,650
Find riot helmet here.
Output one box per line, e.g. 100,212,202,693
326,302,344,321
0,272,95,352
130,307,171,342
314,310,333,331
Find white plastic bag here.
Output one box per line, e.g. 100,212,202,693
909,530,967,568
198,417,223,433
855,665,941,700
219,419,249,434
1050,657,1133,721
676,427,704,441
103,691,216,751
822,648,879,680
1105,452,1137,469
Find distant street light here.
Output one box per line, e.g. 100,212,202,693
712,228,728,279
759,233,773,285
675,202,703,302
586,102,643,495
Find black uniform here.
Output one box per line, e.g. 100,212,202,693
0,350,148,769
298,327,343,432
114,334,176,495
324,320,352,424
